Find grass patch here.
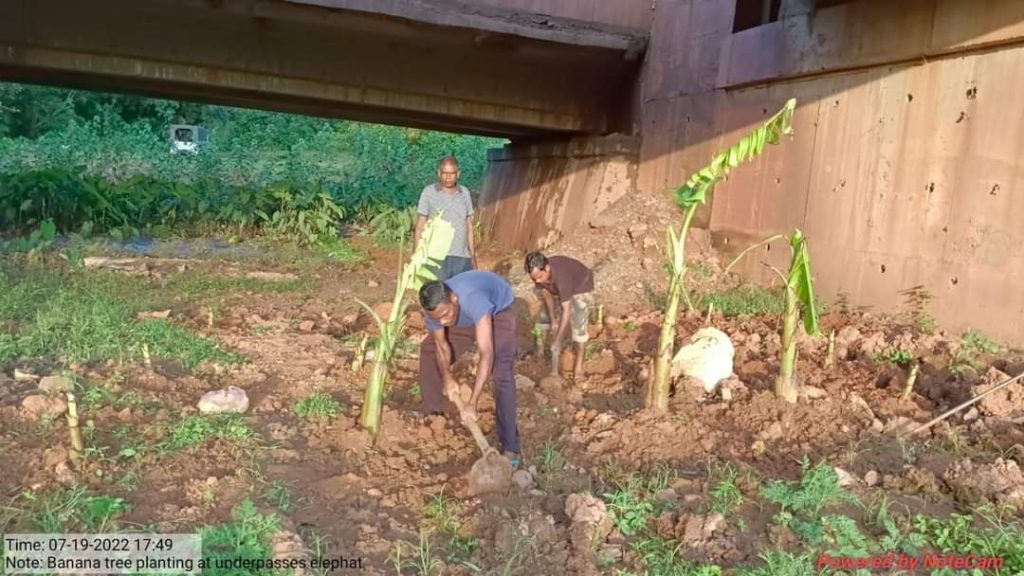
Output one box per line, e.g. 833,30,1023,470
294,392,342,422
0,262,240,369
708,463,744,516
423,487,478,563
631,535,722,576
160,413,255,452
200,499,281,576
19,486,130,533
695,285,785,317
602,464,675,537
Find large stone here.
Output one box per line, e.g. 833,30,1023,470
671,327,734,393
197,386,250,414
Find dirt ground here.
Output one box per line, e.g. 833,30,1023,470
3,196,1024,575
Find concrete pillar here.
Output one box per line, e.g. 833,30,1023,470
477,135,638,252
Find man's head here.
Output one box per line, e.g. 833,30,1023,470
524,251,551,285
437,156,460,190
419,280,459,326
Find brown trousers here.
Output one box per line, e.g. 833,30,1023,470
418,307,520,454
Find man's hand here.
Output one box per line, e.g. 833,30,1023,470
443,376,459,400
460,403,478,424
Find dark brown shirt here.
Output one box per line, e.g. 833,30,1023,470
545,255,594,299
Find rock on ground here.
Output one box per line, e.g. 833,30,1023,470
943,458,1024,511
197,386,250,414
21,395,68,420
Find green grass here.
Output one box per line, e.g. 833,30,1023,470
293,392,342,422
423,487,478,563
695,285,785,317
0,262,240,369
200,499,282,576
708,463,744,516
19,486,130,533
160,413,255,452
632,535,722,576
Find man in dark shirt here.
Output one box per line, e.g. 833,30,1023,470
418,271,521,465
524,251,595,379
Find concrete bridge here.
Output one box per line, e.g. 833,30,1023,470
3,0,1024,343
0,0,648,138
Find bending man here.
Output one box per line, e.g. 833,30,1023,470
418,271,520,465
525,251,594,380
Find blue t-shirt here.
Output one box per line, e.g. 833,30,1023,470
425,271,515,331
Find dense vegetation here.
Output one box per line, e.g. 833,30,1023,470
0,82,504,248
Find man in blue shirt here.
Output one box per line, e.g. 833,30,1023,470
418,270,520,463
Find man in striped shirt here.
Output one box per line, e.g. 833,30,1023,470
414,156,478,280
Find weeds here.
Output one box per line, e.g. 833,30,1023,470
20,487,130,532
294,392,342,422
261,480,293,513
389,529,445,576
708,463,744,516
899,285,936,334
423,487,478,563
160,413,254,452
695,285,785,317
951,329,1003,374
0,263,239,369
760,457,859,517
200,499,281,576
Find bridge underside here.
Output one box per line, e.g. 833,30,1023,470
0,0,646,138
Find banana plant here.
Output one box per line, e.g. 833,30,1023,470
357,212,454,436
724,229,820,402
648,98,797,411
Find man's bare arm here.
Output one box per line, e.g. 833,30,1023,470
554,300,572,343
431,328,457,395
470,314,494,406
466,215,477,268
413,214,427,249
541,289,557,327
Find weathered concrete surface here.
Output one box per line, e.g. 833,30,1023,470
478,136,637,250
0,0,647,138
637,0,1024,343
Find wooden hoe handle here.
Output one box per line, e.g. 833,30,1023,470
445,388,496,457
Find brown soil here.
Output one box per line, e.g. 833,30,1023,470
3,211,1024,574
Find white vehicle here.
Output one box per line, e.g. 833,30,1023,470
169,124,209,154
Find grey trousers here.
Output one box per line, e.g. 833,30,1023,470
434,256,474,281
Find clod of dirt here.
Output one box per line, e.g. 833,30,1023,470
674,513,726,545
38,375,73,395
197,386,249,414
298,320,315,332
515,374,536,391
270,529,311,576
799,386,827,400
974,367,1023,418
565,493,613,574
540,375,563,395
513,469,535,490
943,458,1024,511
21,394,67,420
